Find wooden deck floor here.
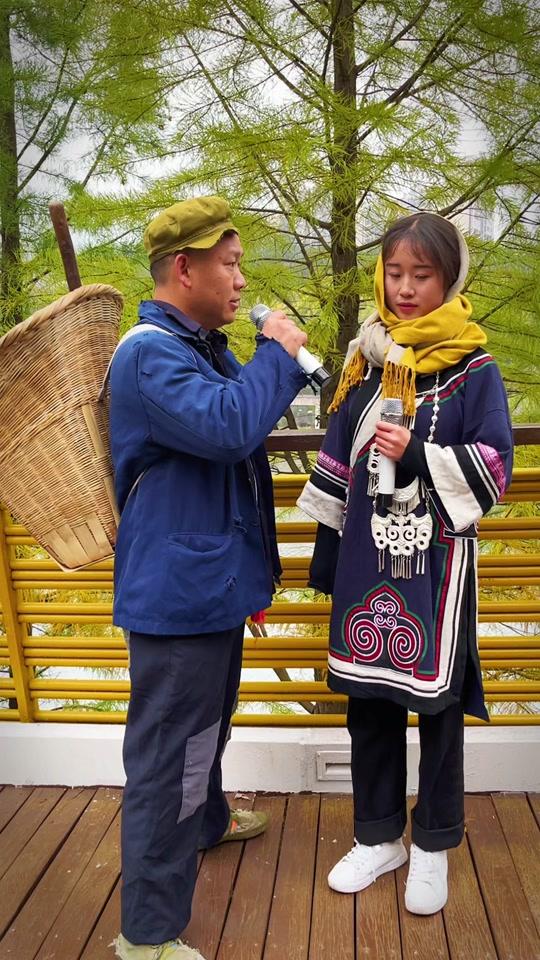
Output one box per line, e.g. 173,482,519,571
0,787,539,960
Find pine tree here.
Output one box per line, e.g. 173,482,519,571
74,0,536,412
0,0,169,327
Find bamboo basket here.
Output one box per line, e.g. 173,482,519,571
0,284,123,570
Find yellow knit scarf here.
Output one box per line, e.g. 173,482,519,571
329,254,487,416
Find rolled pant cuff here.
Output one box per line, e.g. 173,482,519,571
411,809,464,851
355,805,407,846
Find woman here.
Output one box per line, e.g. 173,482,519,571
297,212,513,914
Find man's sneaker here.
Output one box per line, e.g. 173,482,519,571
405,843,448,914
112,933,206,959
217,808,268,843
328,837,408,893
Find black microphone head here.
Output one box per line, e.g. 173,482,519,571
250,303,271,331
380,397,404,425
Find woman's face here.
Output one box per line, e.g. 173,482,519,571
384,239,446,321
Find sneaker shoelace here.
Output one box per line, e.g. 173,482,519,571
408,849,440,883
154,941,186,960
342,841,380,883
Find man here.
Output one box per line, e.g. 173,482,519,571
109,196,308,960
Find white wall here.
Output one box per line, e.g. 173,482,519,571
1,724,539,793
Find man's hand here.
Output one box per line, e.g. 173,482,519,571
375,422,411,461
261,310,307,358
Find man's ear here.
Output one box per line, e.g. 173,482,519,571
174,252,192,289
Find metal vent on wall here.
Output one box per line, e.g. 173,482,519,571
316,750,352,782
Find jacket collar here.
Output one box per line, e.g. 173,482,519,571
137,300,229,354
138,300,201,340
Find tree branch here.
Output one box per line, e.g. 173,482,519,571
17,47,71,161
384,13,468,108
355,0,432,77
287,0,330,40
464,194,540,291
18,95,81,192
438,118,539,219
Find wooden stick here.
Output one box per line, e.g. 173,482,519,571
48,202,82,291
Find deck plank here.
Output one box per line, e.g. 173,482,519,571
0,785,34,833
182,793,255,959
309,795,355,960
216,795,286,960
34,810,121,960
357,868,401,959
79,878,121,960
529,793,540,830
396,860,450,960
465,795,540,960
0,787,121,960
396,801,450,960
0,787,94,939
492,793,540,937
442,834,497,960
0,786,64,881
264,795,319,960
0,787,538,960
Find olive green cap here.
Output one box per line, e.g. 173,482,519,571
144,195,238,263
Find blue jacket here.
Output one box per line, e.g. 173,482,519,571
109,300,307,635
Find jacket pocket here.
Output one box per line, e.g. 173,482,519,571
165,531,240,621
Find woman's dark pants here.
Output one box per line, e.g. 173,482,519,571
121,625,244,945
347,696,465,852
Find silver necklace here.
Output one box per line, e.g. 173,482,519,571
427,372,440,444
370,370,441,579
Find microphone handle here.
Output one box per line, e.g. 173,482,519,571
377,456,396,498
296,345,322,376
296,346,332,387
376,401,403,507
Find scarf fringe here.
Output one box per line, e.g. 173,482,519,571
328,350,417,417
381,360,417,418
328,349,366,413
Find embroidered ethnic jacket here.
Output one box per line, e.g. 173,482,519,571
298,349,513,718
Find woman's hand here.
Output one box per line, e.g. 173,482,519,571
375,422,411,461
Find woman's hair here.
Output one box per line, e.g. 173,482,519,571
382,213,461,294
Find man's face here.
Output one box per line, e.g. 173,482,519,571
182,234,246,330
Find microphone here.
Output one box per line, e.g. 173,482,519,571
377,397,404,509
250,303,332,389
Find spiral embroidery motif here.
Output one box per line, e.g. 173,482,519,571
372,597,398,629
344,613,383,663
388,625,422,668
342,587,425,673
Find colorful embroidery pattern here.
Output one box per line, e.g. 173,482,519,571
342,585,427,675
317,450,350,481
477,442,507,499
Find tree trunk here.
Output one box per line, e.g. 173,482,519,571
320,0,359,423
0,7,22,328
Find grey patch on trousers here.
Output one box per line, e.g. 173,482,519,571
177,718,221,824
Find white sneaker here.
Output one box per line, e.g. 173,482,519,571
405,843,448,914
328,838,408,893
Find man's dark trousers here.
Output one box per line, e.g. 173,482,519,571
121,624,244,945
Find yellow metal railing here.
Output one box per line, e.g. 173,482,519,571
0,444,539,726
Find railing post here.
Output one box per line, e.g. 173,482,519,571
0,509,33,721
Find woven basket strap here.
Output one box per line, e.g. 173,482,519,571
99,322,177,511
98,323,175,402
